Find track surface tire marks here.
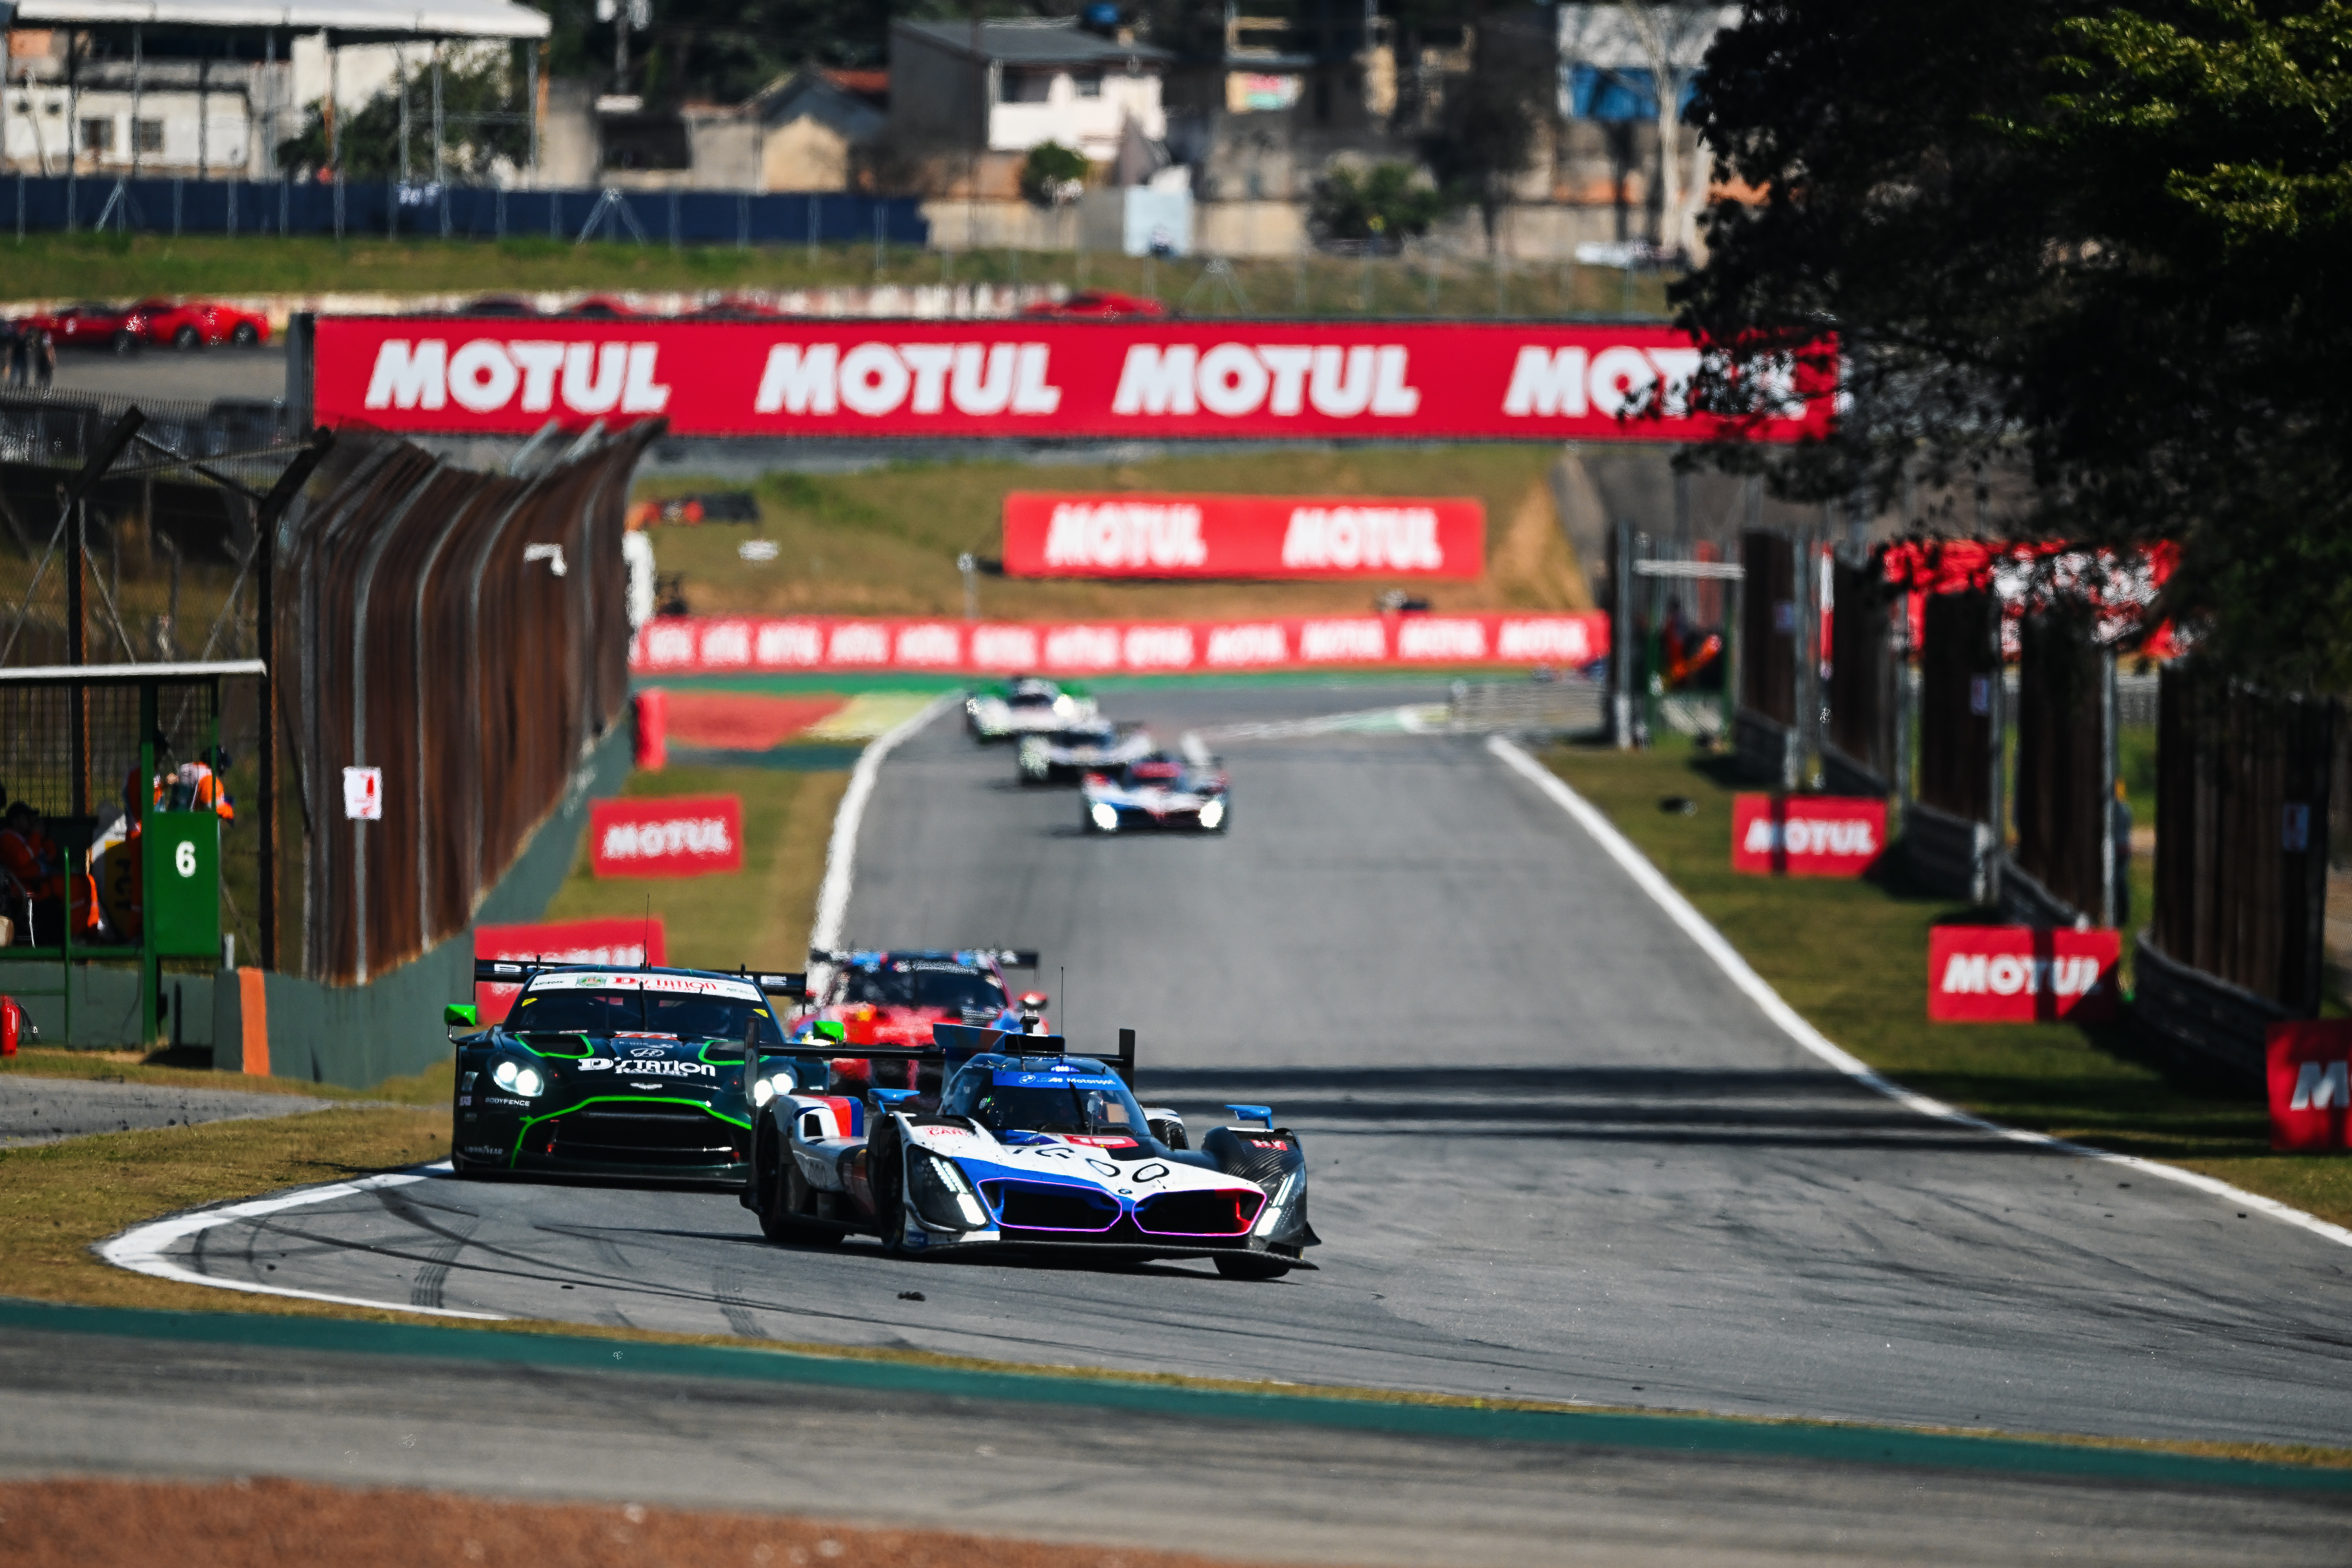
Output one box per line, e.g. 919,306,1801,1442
3,1329,2348,1568
118,683,2352,1450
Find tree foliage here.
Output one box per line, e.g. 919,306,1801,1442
1679,0,2352,687
276,49,528,181
1309,161,1454,249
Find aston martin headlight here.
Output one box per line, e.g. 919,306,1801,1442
1198,799,1225,829
512,1065,546,1098
753,1068,795,1107
492,1060,520,1091
1090,802,1119,831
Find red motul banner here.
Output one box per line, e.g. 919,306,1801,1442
1926,926,2120,1023
2268,1020,2352,1151
1730,795,1887,877
474,917,668,1023
589,795,744,878
1002,493,1485,579
311,317,1831,442
628,611,1607,676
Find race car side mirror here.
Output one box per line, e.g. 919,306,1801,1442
1020,991,1049,1009
444,1004,478,1029
814,1020,847,1043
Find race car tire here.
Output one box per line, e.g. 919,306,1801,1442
1213,1253,1291,1281
231,322,260,346
173,326,202,350
761,1157,844,1246
111,331,141,357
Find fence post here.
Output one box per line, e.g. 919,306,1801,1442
2099,643,2118,928
1611,520,1635,749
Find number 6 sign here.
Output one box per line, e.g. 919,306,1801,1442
175,840,198,877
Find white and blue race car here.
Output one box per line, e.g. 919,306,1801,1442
1017,719,1156,785
965,677,1097,742
741,1024,1314,1279
1081,752,1229,834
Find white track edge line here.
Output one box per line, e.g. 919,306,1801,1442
810,691,961,973
1486,733,2352,1252
96,1164,509,1319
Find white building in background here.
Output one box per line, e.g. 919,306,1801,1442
890,16,1171,162
1,0,547,181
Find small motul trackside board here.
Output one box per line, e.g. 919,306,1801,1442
1730,794,1886,877
1927,925,2119,1024
2269,1020,2352,1152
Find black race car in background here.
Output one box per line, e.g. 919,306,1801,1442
448,962,805,1182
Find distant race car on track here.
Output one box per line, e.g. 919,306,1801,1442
136,297,269,349
1082,753,1230,834
741,1023,1317,1277
794,949,1046,1090
1016,719,1155,785
965,676,1097,742
448,962,806,1182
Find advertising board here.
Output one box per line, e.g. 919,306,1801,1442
1925,925,2121,1023
473,917,670,1023
628,611,1608,676
312,317,1832,443
1729,795,1888,877
589,796,745,878
2268,1020,2352,1152
1002,493,1486,579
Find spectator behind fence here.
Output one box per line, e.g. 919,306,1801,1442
1,800,68,946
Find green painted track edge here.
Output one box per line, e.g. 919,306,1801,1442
1,1298,2341,1492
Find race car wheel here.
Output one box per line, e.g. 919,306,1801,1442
173,326,202,350
869,1119,907,1250
231,322,260,346
760,1150,845,1246
111,331,141,357
1213,1253,1291,1281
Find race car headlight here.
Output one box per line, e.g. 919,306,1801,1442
1252,1171,1298,1237
492,1060,518,1091
512,1064,546,1098
1090,802,1119,831
1198,799,1225,829
907,1149,990,1232
752,1068,795,1107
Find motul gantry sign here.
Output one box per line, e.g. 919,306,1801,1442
312,319,1832,442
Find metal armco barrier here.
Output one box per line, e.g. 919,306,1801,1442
279,419,659,985
7,174,927,249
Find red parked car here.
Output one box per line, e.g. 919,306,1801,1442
19,301,150,353
134,297,270,350
1020,289,1169,320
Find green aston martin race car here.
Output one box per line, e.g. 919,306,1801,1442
448,961,807,1183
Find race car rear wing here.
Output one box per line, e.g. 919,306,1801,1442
471,959,805,997
930,1023,1138,1087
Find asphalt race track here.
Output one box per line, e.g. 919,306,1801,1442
102,681,2352,1454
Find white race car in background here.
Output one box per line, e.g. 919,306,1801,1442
1082,753,1230,834
1018,719,1156,785
966,677,1098,742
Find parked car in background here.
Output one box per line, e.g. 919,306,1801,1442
1020,290,1169,320
135,298,269,349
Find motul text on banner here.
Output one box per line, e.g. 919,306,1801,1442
1002,493,1486,579
1926,926,2119,1024
589,795,745,878
628,611,1608,676
312,318,1835,442
1729,795,1887,877
2268,1020,2352,1151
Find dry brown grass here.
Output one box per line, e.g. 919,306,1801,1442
3,1476,1310,1568
637,447,1587,624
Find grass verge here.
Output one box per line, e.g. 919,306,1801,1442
0,233,1674,319
1541,735,2352,1230
639,445,1588,624
536,758,848,973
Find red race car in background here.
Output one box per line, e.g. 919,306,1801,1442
1019,289,1169,320
794,947,1047,1090
19,301,150,353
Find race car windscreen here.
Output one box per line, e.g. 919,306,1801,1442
839,965,1006,1013
509,987,786,1048
945,1070,1145,1136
